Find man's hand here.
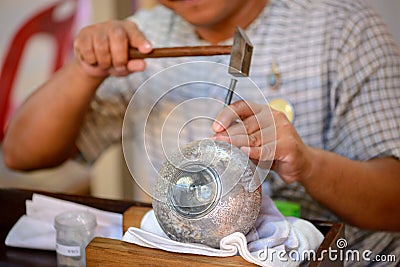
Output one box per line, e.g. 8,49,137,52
74,20,152,77
212,100,313,184
212,100,400,231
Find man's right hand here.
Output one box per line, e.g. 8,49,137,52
73,20,153,78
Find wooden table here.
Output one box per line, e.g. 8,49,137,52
0,188,344,266
0,188,150,267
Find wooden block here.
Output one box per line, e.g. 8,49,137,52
87,206,253,266
122,206,151,231
86,237,254,267
86,206,344,266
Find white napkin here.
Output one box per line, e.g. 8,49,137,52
122,196,324,267
5,194,123,250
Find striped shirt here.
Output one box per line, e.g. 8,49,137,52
77,0,400,265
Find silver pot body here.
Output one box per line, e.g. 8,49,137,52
152,139,262,248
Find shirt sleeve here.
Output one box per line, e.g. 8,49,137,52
326,5,400,161
75,77,131,163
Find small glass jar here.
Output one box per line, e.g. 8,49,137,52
54,210,97,267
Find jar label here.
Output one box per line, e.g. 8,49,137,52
56,243,81,257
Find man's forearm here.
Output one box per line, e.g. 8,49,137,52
301,148,400,231
3,59,105,170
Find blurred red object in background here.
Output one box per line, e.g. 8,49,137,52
0,0,77,141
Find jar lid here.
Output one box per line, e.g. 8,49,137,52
54,210,97,231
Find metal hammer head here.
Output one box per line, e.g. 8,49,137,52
229,27,253,77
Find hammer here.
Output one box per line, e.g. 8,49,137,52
128,27,253,105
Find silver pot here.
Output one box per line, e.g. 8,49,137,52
152,139,262,248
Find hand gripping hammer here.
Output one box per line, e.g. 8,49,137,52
128,27,254,105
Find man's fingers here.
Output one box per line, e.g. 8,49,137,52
213,100,262,133
241,109,274,134
109,25,129,70
127,59,146,72
74,20,151,74
241,142,276,162
74,32,97,66
124,21,153,54
214,126,275,148
92,31,111,69
219,113,264,136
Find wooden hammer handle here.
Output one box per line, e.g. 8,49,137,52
129,45,231,59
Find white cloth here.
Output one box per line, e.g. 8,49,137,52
122,196,324,266
5,194,123,250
